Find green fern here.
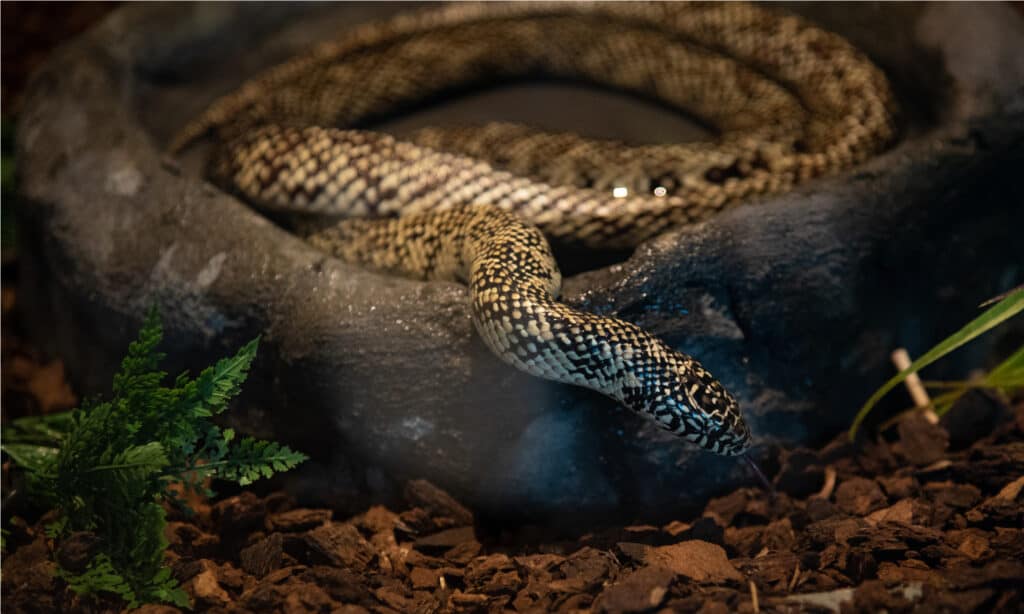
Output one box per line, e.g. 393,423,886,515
57,555,140,606
2,308,308,607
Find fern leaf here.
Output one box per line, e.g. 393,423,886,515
90,442,169,494
219,437,308,486
0,443,58,475
59,554,139,608
2,411,75,447
186,337,260,417
5,309,304,608
112,308,165,397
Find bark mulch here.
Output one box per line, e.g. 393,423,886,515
3,313,1023,614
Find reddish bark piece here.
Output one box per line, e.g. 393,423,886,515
724,525,766,558
804,517,867,546
761,517,798,553
957,534,993,560
299,566,373,604
515,553,565,573
300,523,376,570
404,479,474,527
966,475,1024,527
415,526,477,553
924,481,982,510
241,577,337,614
214,561,254,594
616,542,652,565
559,547,617,591
374,585,411,611
410,566,441,589
482,570,521,595
663,520,690,536
281,582,337,614
738,551,800,589
445,538,484,565
704,489,764,525
835,477,887,516
866,498,917,525
896,412,950,466
645,540,743,584
266,508,332,532
398,507,435,533
212,492,267,538
189,568,231,608
465,553,516,592
859,522,944,555
943,559,1024,590
805,496,840,522
165,521,220,558
241,532,285,578
353,504,406,535
448,590,490,608
596,565,673,613
0,538,58,613
995,475,1024,500
876,561,941,585
403,549,448,569
877,475,918,500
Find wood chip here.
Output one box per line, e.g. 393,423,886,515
645,540,743,583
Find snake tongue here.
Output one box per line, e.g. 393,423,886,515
742,453,776,497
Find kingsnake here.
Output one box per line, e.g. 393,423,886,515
171,2,897,457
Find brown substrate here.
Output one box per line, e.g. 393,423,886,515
3,344,1022,614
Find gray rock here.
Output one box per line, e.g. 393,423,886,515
15,3,1024,520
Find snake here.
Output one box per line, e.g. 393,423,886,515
170,2,897,458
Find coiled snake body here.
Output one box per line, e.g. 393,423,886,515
172,2,897,456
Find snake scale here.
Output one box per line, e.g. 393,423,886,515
171,2,897,457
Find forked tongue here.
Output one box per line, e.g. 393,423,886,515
742,453,776,498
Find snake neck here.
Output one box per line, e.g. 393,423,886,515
308,206,751,455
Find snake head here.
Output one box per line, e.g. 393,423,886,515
638,355,752,456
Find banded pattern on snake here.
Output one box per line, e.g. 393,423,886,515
172,2,897,456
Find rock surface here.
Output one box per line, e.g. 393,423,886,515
15,3,1024,518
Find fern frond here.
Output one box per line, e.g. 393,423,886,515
219,437,309,486
4,308,304,608
1,443,58,475
2,411,75,447
59,554,139,607
112,308,165,397
186,337,260,417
